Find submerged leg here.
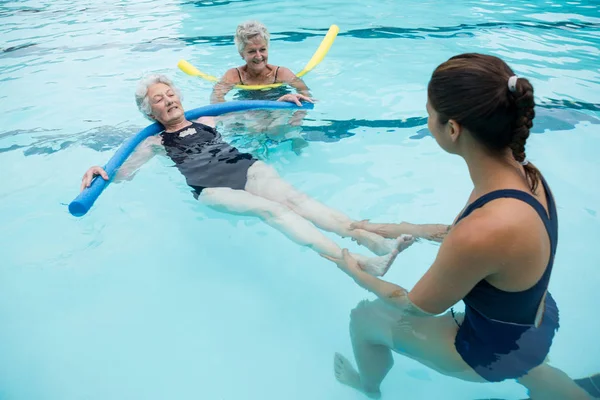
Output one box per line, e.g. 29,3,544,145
245,161,415,258
475,373,599,400
334,352,385,399
334,299,482,398
574,374,600,398
518,364,593,399
199,187,400,275
333,297,592,400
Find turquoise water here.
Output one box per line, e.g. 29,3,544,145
1,0,599,399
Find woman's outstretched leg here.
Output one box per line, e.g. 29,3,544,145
244,162,414,258
199,187,401,275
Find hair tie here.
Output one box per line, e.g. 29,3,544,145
520,159,529,166
508,75,518,93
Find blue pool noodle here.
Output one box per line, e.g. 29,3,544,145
68,100,314,217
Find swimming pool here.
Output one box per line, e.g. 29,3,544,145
1,0,599,398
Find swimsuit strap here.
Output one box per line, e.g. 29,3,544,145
237,67,279,84
456,177,557,251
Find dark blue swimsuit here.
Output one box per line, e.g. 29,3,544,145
160,122,257,196
453,176,560,382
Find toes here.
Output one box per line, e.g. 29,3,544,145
334,352,348,368
334,353,345,375
334,353,350,377
396,234,416,252
400,234,414,243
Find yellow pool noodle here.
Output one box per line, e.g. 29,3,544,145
178,24,339,91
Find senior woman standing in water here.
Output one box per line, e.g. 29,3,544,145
210,20,313,153
210,20,311,103
323,53,598,399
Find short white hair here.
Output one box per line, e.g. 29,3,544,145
234,20,270,55
134,74,183,120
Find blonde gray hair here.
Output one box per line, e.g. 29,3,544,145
134,74,183,120
234,20,270,55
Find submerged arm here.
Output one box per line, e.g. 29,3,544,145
210,69,239,104
351,267,437,317
276,69,313,126
210,81,234,104
352,220,451,243
80,136,162,191
331,216,500,315
278,67,311,97
115,136,163,180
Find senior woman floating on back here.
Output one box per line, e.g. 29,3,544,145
81,74,414,277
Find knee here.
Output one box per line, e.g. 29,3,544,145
284,191,310,209
256,203,289,222
349,300,377,333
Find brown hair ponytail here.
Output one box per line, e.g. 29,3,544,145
428,53,541,192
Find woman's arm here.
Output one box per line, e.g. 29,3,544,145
277,67,311,96
115,136,163,180
324,249,436,317
351,220,451,243
80,136,163,191
210,69,239,104
325,213,504,315
199,92,314,133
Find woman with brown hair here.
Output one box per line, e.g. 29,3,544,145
322,53,597,399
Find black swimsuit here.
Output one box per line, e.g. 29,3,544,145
160,122,257,196
234,66,292,101
236,66,280,85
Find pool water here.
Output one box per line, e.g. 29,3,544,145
1,0,599,399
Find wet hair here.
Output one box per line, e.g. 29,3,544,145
234,20,270,55
427,53,540,192
134,74,183,120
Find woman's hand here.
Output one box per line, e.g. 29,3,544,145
321,249,364,280
277,93,314,106
80,166,108,192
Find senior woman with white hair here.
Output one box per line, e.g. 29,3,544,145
81,74,413,275
210,20,314,153
210,20,311,103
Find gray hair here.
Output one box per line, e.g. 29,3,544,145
134,74,183,120
234,20,270,55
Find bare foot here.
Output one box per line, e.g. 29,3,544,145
334,353,381,399
395,234,416,252
353,235,414,276
353,230,415,256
